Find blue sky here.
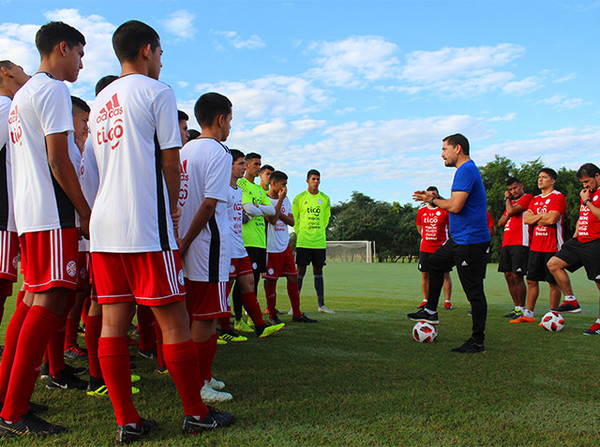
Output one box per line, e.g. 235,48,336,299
2,0,600,205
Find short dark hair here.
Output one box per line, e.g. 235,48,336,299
576,163,600,179
260,164,274,173
506,177,521,186
71,96,90,114
194,92,232,127
95,75,118,96
178,110,189,122
442,133,470,156
245,152,261,161
270,170,288,184
0,61,14,86
307,169,320,179
112,20,160,63
35,22,85,56
188,129,200,140
426,186,439,193
539,167,557,180
230,149,244,163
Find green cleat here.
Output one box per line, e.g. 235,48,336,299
218,329,248,342
233,319,254,333
257,323,285,338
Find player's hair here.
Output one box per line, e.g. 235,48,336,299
112,20,160,63
71,95,90,114
35,22,85,56
576,163,600,179
260,164,274,173
506,176,521,186
442,133,470,155
230,149,244,163
270,170,288,183
426,186,439,193
194,92,232,127
539,167,557,180
188,129,200,140
178,110,189,122
0,61,13,86
245,152,261,161
95,75,119,96
307,169,320,179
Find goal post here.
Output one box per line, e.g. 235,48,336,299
326,240,376,263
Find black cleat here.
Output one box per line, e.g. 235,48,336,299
64,346,88,360
268,315,283,325
0,413,67,436
451,339,485,353
46,370,88,390
138,349,156,359
551,301,581,314
292,313,317,323
182,409,234,433
407,309,439,324
116,418,157,444
28,401,48,414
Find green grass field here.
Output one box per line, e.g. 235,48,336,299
1,262,599,446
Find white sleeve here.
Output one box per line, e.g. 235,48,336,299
33,81,74,136
204,147,232,202
258,203,275,215
0,99,9,148
243,202,263,216
152,86,182,150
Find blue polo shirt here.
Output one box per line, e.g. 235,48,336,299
449,160,491,244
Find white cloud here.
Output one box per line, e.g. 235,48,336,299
162,10,195,40
554,72,576,83
177,81,189,88
487,113,516,122
503,76,543,95
538,95,587,110
214,31,265,49
0,23,39,73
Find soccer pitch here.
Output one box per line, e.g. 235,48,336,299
1,262,599,446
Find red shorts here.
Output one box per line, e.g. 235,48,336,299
91,250,186,306
0,230,19,282
20,228,79,292
229,256,253,280
77,251,91,292
264,246,297,280
185,279,229,320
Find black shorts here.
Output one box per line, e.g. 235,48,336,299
418,251,451,273
498,245,529,275
554,238,600,282
526,251,556,283
246,246,267,273
295,247,326,267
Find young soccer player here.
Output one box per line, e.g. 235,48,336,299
89,21,232,442
259,164,274,192
178,109,190,146
265,171,317,323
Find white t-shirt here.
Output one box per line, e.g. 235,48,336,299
179,138,232,282
0,96,16,232
267,196,292,253
228,185,248,259
89,74,181,252
9,72,76,234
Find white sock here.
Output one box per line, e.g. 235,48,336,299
524,310,534,318
565,295,576,302
424,308,436,315
595,318,600,324
516,306,525,312
444,300,451,303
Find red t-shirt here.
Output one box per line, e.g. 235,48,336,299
416,206,449,253
577,189,600,243
528,191,566,252
501,193,533,247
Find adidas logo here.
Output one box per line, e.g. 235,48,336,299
516,268,522,272
461,261,468,266
596,275,600,280
96,93,123,123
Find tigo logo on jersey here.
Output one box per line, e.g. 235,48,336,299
96,94,123,123
8,107,22,146
66,260,77,277
97,118,124,150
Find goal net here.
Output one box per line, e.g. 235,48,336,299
326,240,376,263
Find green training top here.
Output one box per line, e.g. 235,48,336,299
292,190,331,249
238,177,271,248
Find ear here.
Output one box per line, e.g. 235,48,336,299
58,41,69,57
140,43,152,60
216,113,225,127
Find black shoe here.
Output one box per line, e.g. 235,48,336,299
46,370,88,390
28,401,48,414
138,349,156,359
0,413,67,436
407,309,439,324
116,418,157,444
274,308,283,315
292,313,317,323
182,409,234,433
0,345,3,357
64,363,86,376
64,346,88,361
268,315,283,325
40,363,49,379
451,339,485,353
551,302,582,314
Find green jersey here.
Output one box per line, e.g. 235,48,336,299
238,177,271,248
292,190,331,249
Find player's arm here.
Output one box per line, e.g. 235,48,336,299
416,224,422,235
179,197,218,254
265,187,287,225
292,195,301,231
574,218,580,239
413,190,469,214
497,213,509,228
537,210,562,226
161,148,182,230
581,189,600,220
46,132,91,238
504,197,525,217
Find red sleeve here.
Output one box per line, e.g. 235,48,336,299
549,193,567,214
416,208,423,226
487,211,494,228
518,193,533,209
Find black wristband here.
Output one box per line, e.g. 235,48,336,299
429,197,436,207
584,199,591,207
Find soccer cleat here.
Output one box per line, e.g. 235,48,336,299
503,307,523,318
444,301,453,310
451,339,485,353
218,329,248,342
584,322,600,335
407,309,439,325
417,300,428,309
201,384,233,403
268,315,284,325
131,374,141,383
256,322,285,338
318,305,336,314
217,339,227,345
65,363,86,376
0,414,67,436
155,366,169,374
28,401,49,414
46,370,88,390
116,418,157,444
40,363,50,379
87,378,140,396
64,345,88,360
206,377,225,391
233,319,254,333
551,301,581,313
182,409,234,433
138,349,156,359
292,313,318,323
509,316,535,323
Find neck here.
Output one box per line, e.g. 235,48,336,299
267,189,277,199
198,128,221,141
245,173,256,183
231,177,240,188
541,187,554,196
308,188,318,195
120,60,150,78
0,87,13,99
455,155,471,169
37,61,67,82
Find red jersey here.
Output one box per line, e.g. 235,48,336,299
501,193,533,247
528,190,566,253
416,206,449,253
577,189,600,243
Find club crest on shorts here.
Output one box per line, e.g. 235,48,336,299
230,264,235,273
178,269,184,286
12,256,18,270
66,260,77,277
79,267,88,279
252,262,257,269
268,268,274,275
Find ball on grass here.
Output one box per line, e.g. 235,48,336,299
412,321,438,343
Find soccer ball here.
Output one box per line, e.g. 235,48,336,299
540,312,565,332
412,321,438,343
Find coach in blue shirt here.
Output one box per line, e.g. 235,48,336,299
409,134,490,353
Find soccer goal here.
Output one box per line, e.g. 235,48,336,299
326,240,376,263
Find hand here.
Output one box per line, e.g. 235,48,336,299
176,237,188,255
580,188,591,202
171,207,182,232
279,185,288,199
505,190,511,199
79,215,90,240
412,190,434,203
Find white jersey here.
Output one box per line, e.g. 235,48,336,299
267,196,292,253
89,74,181,252
8,72,76,234
179,138,232,282
0,96,16,232
228,185,247,259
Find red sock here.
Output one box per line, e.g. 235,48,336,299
155,323,165,369
195,333,218,384
287,281,302,318
264,282,277,318
241,291,265,326
15,289,24,306
0,306,60,422
218,316,232,330
0,296,7,326
47,311,68,378
85,314,102,379
98,337,139,426
81,296,90,325
136,306,155,353
0,300,30,402
64,316,79,350
162,340,208,418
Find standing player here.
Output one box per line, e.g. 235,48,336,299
410,134,490,353
0,22,91,435
415,186,452,310
548,163,600,333
510,168,565,324
497,177,532,319
178,110,190,146
259,164,274,192
89,21,232,442
293,169,334,314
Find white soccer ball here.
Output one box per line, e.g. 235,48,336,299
540,312,565,332
412,321,438,343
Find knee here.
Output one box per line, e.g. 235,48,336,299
546,257,562,273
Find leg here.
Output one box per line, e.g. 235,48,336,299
525,280,539,312
421,272,429,301
297,264,307,292
238,274,265,327
231,282,243,321
455,243,488,343
286,274,302,318
549,283,562,309
504,272,519,305
515,275,527,307
85,299,103,381
313,264,325,307
443,272,452,301
424,243,455,312
264,279,279,319
547,256,574,296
